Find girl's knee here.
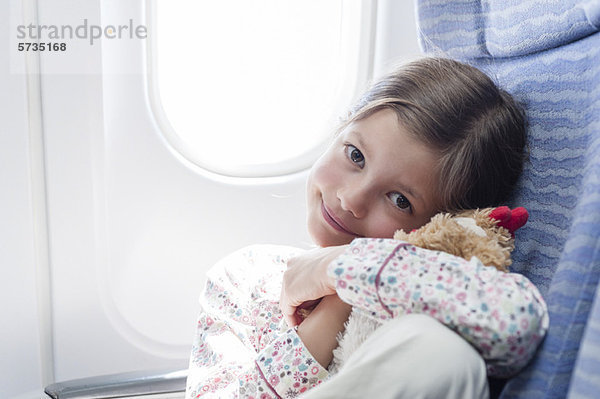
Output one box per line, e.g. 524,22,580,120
335,314,489,398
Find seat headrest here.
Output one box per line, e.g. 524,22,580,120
417,0,600,58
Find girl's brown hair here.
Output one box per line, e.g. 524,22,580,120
340,57,526,211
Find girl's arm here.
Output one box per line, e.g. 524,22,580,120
252,295,351,399
189,304,332,399
187,245,333,398
329,238,549,378
296,294,352,368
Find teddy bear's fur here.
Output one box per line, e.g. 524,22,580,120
393,208,515,272
328,207,525,373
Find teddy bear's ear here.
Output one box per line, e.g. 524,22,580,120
490,206,529,236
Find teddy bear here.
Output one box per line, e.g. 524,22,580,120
327,206,529,373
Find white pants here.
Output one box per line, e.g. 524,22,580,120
302,314,489,399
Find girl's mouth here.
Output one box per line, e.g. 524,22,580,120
321,201,361,237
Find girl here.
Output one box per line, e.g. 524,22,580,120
186,57,548,398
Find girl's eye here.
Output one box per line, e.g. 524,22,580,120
388,192,411,211
345,145,365,167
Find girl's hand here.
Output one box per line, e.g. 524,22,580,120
280,245,348,327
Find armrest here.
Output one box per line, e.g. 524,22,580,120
44,368,187,399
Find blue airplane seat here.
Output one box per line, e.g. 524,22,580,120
415,0,600,397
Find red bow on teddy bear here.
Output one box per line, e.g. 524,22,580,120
489,206,529,236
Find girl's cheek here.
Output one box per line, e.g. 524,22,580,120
369,208,414,238
371,217,401,239
312,153,341,186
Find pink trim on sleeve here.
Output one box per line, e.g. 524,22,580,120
374,243,409,318
255,360,282,399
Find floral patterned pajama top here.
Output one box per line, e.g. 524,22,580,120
186,239,549,398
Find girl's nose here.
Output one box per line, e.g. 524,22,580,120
338,185,369,219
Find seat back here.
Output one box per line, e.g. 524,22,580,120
415,1,600,397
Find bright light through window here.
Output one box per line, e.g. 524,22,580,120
154,0,358,177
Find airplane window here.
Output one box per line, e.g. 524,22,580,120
151,0,371,177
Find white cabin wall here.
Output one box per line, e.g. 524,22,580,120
40,0,313,382
36,0,190,380
373,0,421,79
0,1,45,397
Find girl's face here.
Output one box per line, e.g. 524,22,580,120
306,109,441,247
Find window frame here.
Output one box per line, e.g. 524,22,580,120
145,0,378,178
